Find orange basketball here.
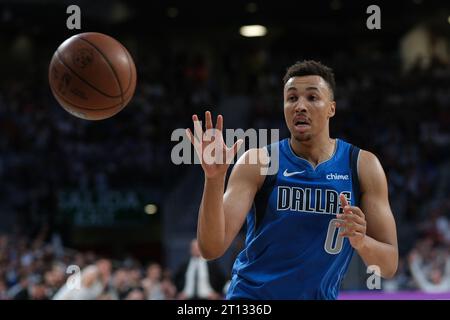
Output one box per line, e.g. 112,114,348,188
49,32,137,120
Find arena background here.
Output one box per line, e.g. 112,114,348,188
0,0,449,300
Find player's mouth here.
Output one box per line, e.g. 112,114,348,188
293,117,311,133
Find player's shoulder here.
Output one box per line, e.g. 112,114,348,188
358,149,383,169
355,148,387,191
231,147,271,189
235,147,270,167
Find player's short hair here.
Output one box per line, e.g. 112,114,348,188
283,60,336,99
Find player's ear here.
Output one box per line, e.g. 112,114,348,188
327,101,336,119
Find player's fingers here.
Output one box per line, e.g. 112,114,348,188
192,114,203,140
337,213,366,226
339,194,351,213
347,206,365,218
216,114,223,132
335,220,366,233
186,128,195,145
337,219,365,234
205,111,213,130
226,139,244,162
186,128,202,154
231,139,244,155
344,223,366,235
339,230,364,238
349,223,366,234
339,193,348,206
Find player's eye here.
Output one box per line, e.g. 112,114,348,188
308,95,318,101
288,95,298,102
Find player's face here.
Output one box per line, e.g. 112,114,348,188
283,76,335,142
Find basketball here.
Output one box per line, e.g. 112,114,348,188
48,32,137,120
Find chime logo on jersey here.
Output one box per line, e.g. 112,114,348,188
277,186,351,215
326,173,349,180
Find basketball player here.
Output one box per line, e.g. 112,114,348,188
186,60,398,299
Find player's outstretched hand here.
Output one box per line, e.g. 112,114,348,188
186,111,243,179
336,194,367,250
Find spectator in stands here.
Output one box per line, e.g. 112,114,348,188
125,287,146,300
141,262,164,300
160,270,177,300
52,258,111,300
408,247,450,292
175,239,226,300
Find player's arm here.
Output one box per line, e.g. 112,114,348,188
197,148,266,260
186,111,266,260
337,150,398,278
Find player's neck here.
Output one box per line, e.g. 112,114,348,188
289,135,336,167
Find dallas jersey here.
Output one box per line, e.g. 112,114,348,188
226,138,361,300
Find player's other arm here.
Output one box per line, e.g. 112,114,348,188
358,151,398,278
340,150,398,278
197,148,266,260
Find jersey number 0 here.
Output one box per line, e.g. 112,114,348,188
324,218,344,254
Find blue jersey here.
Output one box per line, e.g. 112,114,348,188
226,138,361,300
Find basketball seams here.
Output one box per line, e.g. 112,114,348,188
55,50,121,99
77,36,124,109
51,85,122,111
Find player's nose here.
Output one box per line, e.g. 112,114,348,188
294,97,308,112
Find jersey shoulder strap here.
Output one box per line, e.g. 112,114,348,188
349,145,361,206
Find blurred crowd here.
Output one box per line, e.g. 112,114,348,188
385,199,450,293
0,227,229,300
